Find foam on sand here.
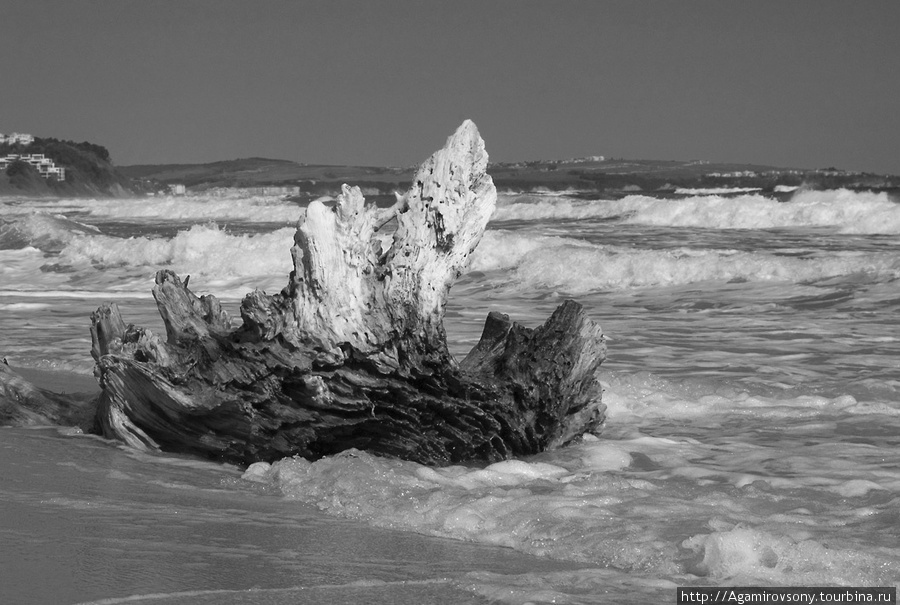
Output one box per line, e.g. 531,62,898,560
242,429,900,587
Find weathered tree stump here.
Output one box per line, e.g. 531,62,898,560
89,121,607,466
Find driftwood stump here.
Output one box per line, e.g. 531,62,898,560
90,121,607,466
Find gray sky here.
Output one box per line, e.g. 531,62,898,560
3,1,899,174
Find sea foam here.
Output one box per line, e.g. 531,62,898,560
243,429,900,586
239,369,900,586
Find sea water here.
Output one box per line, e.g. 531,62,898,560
1,188,899,604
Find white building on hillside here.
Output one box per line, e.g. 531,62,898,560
0,153,66,181
0,132,35,146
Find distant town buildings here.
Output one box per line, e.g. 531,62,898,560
0,132,35,146
705,170,760,178
0,153,66,181
543,156,606,166
705,169,806,179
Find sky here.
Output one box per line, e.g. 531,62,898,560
2,1,899,174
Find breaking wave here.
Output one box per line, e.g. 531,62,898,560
0,213,101,252
493,189,900,233
0,218,294,296
53,224,295,295
57,223,294,277
470,230,900,293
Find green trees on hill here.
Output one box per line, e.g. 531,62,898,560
3,160,51,193
0,136,135,196
0,137,111,163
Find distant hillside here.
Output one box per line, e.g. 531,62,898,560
489,157,900,195
120,158,412,196
0,137,138,197
122,156,900,198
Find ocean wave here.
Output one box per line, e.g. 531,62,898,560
56,223,295,286
600,370,900,421
493,189,900,233
0,213,101,252
0,224,293,296
469,230,900,293
5,209,900,299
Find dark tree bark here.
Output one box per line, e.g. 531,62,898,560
83,121,607,466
